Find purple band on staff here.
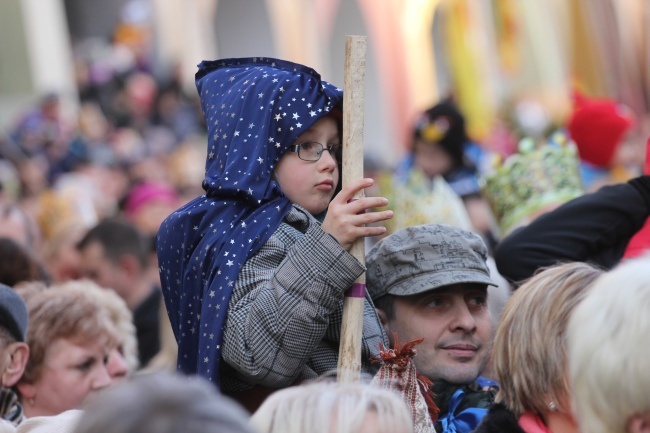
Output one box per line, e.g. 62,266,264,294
347,198,366,214
345,283,366,298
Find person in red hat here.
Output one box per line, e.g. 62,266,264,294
567,92,636,191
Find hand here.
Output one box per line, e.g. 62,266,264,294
321,178,393,251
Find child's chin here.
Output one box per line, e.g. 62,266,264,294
310,206,329,220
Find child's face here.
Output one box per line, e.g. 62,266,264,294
275,115,340,215
413,138,454,178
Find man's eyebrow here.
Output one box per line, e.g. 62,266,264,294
411,290,449,302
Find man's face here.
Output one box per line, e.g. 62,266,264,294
78,242,125,297
380,284,493,385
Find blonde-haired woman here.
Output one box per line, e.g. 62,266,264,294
15,282,122,417
59,280,139,377
474,262,603,433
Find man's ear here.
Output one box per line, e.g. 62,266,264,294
628,413,650,433
2,342,29,388
375,308,393,341
375,308,388,326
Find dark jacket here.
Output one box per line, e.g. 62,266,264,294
494,176,650,286
473,403,525,433
133,287,162,367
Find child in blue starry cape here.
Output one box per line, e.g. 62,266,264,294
156,57,393,406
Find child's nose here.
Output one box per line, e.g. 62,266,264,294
318,148,338,169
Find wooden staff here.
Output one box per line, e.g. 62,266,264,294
338,35,367,383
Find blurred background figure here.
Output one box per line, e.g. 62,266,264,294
76,218,161,368
0,204,41,253
121,180,180,239
120,180,181,288
251,380,414,433
0,238,50,288
378,98,497,249
474,262,602,433
567,92,638,191
481,133,584,240
7,93,75,188
73,371,256,433
567,257,650,433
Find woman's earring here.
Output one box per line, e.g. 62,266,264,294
548,401,557,411
28,397,35,407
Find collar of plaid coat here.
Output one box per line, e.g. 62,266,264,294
156,57,343,388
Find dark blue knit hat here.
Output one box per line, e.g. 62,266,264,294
0,283,28,342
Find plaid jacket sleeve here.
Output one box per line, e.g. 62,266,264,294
222,207,366,389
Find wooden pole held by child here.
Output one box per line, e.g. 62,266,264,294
338,35,367,383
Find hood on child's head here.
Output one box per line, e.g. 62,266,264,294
194,57,343,201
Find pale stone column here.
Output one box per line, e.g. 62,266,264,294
150,0,218,94
0,0,78,128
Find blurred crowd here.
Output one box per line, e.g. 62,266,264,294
0,26,207,284
0,27,209,393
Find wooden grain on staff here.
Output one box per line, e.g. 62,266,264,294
338,35,367,384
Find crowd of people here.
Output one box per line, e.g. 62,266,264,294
0,33,648,433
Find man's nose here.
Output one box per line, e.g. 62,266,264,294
449,301,477,332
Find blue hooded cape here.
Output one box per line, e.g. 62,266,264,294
156,57,343,387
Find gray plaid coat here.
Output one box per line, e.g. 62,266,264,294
222,205,388,393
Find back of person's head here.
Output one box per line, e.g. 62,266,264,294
567,257,650,433
493,262,603,417
73,372,255,433
0,237,50,287
77,218,148,268
250,380,414,433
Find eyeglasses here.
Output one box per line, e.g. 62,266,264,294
288,141,343,163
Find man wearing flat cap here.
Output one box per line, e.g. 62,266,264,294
367,224,497,433
0,283,29,426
